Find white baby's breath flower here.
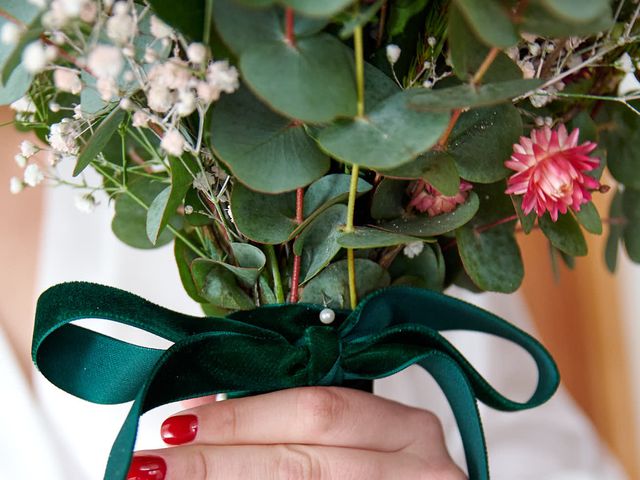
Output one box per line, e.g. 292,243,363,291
614,52,635,73
187,43,208,64
131,110,149,128
59,0,89,17
48,120,79,156
27,0,47,8
87,45,123,78
54,69,83,94
74,193,97,213
403,241,424,259
22,41,48,74
147,85,173,113
161,129,186,156
386,44,401,65
176,90,196,117
24,163,44,187
9,176,24,194
206,60,239,94
96,76,118,101
150,15,172,39
49,101,61,112
618,72,640,97
1,23,21,45
106,8,136,44
14,154,27,168
184,205,194,215
73,104,84,119
119,98,134,110
427,36,437,47
20,140,37,158
10,96,36,113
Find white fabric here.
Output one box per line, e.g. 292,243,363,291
17,171,626,479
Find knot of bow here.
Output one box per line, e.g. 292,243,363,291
32,282,559,480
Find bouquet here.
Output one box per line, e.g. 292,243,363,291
3,0,639,478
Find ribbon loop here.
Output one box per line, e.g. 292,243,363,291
32,282,560,480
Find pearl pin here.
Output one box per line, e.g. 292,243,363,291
319,308,336,325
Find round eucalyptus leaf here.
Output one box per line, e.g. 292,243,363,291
284,0,355,17
300,259,390,308
538,0,609,23
316,91,449,169
337,227,428,249
599,102,640,189
241,34,357,123
605,189,623,273
191,259,256,310
0,64,32,105
456,225,524,293
303,173,372,217
574,201,602,235
389,243,445,291
383,151,460,197
380,192,479,237
231,184,297,244
370,179,409,220
452,0,519,48
211,88,329,193
539,213,588,257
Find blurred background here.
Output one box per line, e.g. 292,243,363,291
1,104,639,478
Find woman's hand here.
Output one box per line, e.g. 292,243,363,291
127,386,466,480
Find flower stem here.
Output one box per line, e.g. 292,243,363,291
203,0,214,46
265,245,285,303
285,8,296,46
345,15,366,310
290,187,304,303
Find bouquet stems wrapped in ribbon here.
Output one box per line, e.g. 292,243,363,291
2,0,639,478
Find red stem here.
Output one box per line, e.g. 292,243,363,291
290,187,305,303
285,8,296,46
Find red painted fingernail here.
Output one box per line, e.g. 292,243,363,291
161,414,198,445
127,455,166,480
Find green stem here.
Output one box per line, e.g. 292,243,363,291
203,0,214,46
265,245,285,303
93,163,208,259
353,18,365,118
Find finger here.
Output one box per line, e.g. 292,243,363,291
161,387,447,454
128,444,466,480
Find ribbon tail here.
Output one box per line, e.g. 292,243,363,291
419,354,489,480
105,392,145,480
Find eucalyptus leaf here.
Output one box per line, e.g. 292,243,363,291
74,108,126,176
520,2,612,37
191,259,256,310
383,151,460,197
622,187,640,263
605,188,623,273
211,88,329,193
175,235,208,303
370,179,408,220
213,0,280,55
302,173,372,217
338,227,428,249
221,243,267,287
147,0,205,40
512,195,536,234
300,259,390,308
316,90,449,169
0,64,31,105
231,184,297,244
380,192,479,237
598,102,640,189
294,204,347,283
574,201,602,235
538,0,609,23
339,0,385,38
283,0,355,17
453,0,519,48
539,213,588,257
241,33,357,123
389,243,445,291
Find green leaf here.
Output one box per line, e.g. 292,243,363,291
407,80,541,111
147,0,205,40
1,24,42,84
74,108,126,176
539,213,588,257
574,201,602,235
0,64,31,105
339,0,385,38
387,0,429,37
623,187,640,263
379,192,479,237
446,104,521,183
520,2,612,36
112,178,178,249
605,188,623,273
175,234,208,303
448,4,522,82
211,88,329,193
191,260,255,310
599,102,640,189
389,243,445,291
316,90,449,169
294,204,347,283
300,259,390,308
338,227,428,249
146,157,196,244
213,0,280,55
223,242,267,287
302,173,372,217
284,0,355,17
456,226,523,293
231,184,297,244
452,0,519,48
241,33,357,123
538,0,609,23
184,188,214,226
383,151,460,197
370,179,408,220
511,195,536,234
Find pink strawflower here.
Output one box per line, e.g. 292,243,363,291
408,180,473,217
505,124,600,222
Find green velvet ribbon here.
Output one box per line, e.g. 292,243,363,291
32,282,559,480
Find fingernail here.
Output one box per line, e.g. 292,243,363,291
161,414,198,445
127,455,166,480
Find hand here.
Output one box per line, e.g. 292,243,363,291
127,386,467,480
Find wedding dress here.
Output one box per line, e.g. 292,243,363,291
23,166,626,479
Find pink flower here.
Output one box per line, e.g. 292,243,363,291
505,124,600,222
408,180,473,217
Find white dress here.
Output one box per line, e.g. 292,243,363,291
22,170,626,479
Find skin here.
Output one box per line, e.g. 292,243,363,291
138,386,467,480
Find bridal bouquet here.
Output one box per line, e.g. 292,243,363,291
2,0,639,478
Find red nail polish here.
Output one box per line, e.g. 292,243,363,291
161,414,198,445
127,455,166,480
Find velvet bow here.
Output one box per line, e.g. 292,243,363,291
32,282,559,480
